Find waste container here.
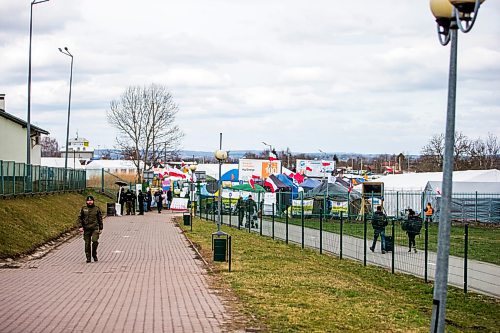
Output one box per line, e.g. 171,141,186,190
213,238,227,262
183,212,191,226
107,203,116,216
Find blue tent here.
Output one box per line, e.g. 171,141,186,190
220,169,239,182
300,178,321,190
276,174,299,198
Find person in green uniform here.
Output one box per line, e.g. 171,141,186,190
78,195,103,263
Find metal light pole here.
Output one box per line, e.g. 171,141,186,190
26,0,50,190
429,1,485,332
59,47,73,190
262,141,273,176
214,133,227,232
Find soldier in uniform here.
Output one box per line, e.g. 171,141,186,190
78,195,103,263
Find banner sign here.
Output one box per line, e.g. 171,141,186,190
291,199,314,216
238,159,281,181
170,198,189,211
296,159,335,178
331,201,348,213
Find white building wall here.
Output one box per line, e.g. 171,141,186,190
0,118,27,163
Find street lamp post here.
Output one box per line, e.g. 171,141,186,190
26,0,50,191
214,133,228,233
429,1,485,332
59,47,73,190
262,141,273,177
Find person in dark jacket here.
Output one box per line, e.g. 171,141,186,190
404,209,422,253
154,190,163,213
369,205,388,254
246,195,258,228
236,197,246,226
166,189,173,209
78,195,103,263
125,189,133,215
138,190,145,215
118,187,125,215
146,189,152,212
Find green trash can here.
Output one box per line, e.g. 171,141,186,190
213,238,227,262
183,213,191,226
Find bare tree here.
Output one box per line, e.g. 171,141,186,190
107,84,184,182
41,136,60,157
485,133,500,169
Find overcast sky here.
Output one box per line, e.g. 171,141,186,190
1,0,499,155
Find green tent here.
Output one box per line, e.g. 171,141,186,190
227,183,266,193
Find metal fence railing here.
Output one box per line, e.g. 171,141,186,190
195,190,500,297
85,168,136,200
0,160,86,196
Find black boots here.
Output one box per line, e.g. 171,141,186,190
92,242,99,262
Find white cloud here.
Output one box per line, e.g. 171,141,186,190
1,0,499,155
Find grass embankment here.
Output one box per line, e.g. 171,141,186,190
0,191,110,259
181,218,500,332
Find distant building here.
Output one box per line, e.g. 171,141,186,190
60,134,94,160
0,94,49,165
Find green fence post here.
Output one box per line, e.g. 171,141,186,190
0,160,3,195
425,219,429,283
340,211,343,260
475,191,478,222
23,163,26,193
101,168,104,193
391,218,395,274
272,203,275,239
286,208,289,244
301,192,304,249
320,207,323,254
363,213,367,266
13,163,16,195
464,223,469,294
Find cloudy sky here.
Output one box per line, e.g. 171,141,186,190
1,0,499,155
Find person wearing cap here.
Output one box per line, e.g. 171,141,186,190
78,195,103,263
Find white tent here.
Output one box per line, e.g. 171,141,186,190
356,169,500,192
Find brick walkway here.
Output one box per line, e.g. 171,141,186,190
0,212,229,333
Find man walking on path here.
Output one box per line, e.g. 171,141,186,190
78,195,103,263
369,205,388,254
138,189,145,215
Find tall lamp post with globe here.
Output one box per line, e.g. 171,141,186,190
189,162,197,220
212,134,232,270
429,0,486,331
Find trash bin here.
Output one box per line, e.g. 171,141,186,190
213,238,227,262
107,203,116,216
183,213,191,226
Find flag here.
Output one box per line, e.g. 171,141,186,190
264,177,278,193
269,149,278,161
305,166,313,172
249,178,256,189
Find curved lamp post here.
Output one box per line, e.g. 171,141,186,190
26,0,50,191
59,47,73,190
429,0,485,331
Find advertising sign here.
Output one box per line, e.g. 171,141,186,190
296,159,335,178
331,201,348,213
238,159,281,181
291,199,314,216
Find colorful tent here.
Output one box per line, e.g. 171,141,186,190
229,183,266,193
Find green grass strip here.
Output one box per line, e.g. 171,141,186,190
181,218,500,332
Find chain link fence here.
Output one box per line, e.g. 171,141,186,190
195,190,500,297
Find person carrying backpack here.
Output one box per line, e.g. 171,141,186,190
403,209,423,253
369,205,388,254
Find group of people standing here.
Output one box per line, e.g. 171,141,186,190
369,203,434,254
117,187,173,215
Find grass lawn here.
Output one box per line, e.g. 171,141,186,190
263,216,500,265
181,217,500,332
0,190,110,259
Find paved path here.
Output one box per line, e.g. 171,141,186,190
0,212,229,333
